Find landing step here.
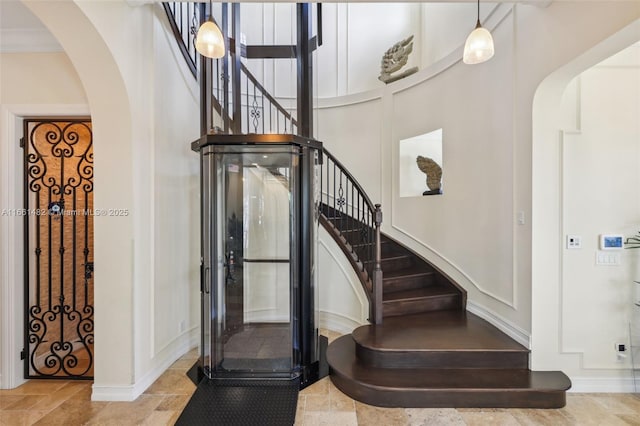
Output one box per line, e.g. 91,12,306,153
352,311,529,369
327,335,571,408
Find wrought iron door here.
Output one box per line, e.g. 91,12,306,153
23,119,94,379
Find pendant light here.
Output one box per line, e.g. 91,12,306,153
463,0,494,65
195,0,225,59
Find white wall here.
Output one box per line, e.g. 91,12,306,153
0,51,88,389
150,4,201,375
532,39,640,392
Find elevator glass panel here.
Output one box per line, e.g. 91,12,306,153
209,146,297,375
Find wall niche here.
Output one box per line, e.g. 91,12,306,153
399,128,443,197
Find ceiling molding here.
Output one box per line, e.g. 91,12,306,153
0,29,62,53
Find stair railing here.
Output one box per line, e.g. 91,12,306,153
320,149,383,323
162,2,202,78
163,1,383,323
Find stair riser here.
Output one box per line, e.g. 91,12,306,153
383,274,435,294
355,347,529,369
330,373,566,408
381,242,399,257
383,295,461,317
380,256,414,272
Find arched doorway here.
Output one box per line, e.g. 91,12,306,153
531,20,640,390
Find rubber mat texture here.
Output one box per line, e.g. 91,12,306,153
175,378,300,426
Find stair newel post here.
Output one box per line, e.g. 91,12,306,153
374,204,383,324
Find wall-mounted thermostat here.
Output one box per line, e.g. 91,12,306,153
600,234,624,250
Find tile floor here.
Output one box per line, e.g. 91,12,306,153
1,330,639,426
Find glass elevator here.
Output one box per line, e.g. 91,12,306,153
192,133,324,387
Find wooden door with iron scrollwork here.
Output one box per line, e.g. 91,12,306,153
23,118,94,379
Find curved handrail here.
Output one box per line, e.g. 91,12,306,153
319,148,383,323
162,2,200,78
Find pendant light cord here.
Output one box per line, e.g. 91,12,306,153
476,0,481,29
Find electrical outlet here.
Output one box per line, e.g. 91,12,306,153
179,320,186,333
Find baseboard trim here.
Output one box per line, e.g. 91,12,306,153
569,377,638,393
319,311,365,335
466,301,530,348
92,327,199,402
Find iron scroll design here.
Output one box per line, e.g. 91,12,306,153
24,119,94,379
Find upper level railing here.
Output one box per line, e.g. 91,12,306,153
163,1,382,323
162,2,202,78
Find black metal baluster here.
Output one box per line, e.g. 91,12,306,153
332,162,336,219
36,191,41,305
48,187,52,312
59,156,65,349
73,187,76,312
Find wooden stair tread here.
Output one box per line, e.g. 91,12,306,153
327,335,571,408
353,310,527,352
383,286,456,302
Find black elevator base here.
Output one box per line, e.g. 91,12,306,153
176,378,300,426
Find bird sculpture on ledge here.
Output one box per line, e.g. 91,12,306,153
379,35,419,84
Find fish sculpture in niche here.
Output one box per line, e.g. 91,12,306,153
416,156,442,196
379,35,419,84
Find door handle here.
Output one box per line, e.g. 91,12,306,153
204,266,210,294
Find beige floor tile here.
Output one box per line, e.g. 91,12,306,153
0,395,45,411
32,399,108,426
562,394,630,426
405,407,466,426
300,377,330,396
144,369,197,395
0,380,67,396
295,396,306,424
617,413,640,426
355,401,408,426
84,394,165,426
168,358,197,371
508,408,576,426
0,409,49,426
305,394,331,411
583,393,640,415
140,410,177,426
303,410,358,426
458,411,520,426
156,394,192,412
34,381,89,412
329,387,355,412
0,397,24,410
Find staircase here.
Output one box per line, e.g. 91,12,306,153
164,2,571,408
322,211,570,408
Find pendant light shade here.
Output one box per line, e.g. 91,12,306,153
463,0,494,65
196,18,225,59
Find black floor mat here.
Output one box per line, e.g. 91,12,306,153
175,378,300,426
